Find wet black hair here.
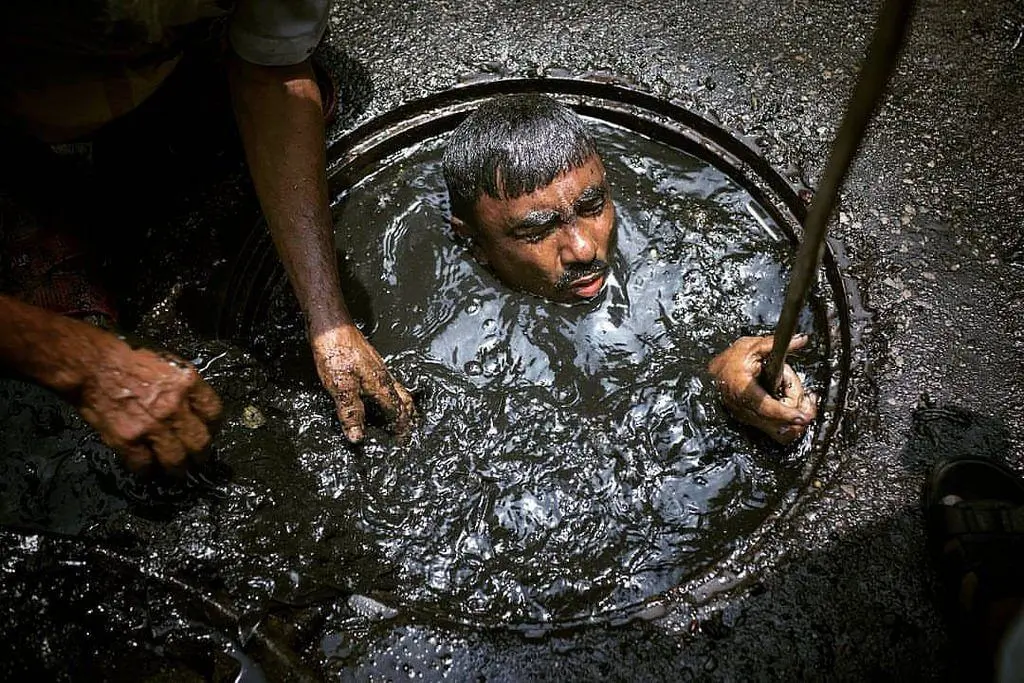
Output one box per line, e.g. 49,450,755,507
442,93,599,222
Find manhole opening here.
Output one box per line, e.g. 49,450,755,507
219,78,853,632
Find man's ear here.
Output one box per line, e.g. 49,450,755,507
451,215,489,266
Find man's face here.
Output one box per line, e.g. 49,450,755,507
459,155,616,303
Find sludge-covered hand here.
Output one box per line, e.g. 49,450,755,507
311,325,415,444
708,334,817,445
69,328,222,476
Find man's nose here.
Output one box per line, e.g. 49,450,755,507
559,223,597,264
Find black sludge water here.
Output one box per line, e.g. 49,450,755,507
246,119,829,628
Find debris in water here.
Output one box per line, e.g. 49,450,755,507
241,405,266,429
347,594,399,620
636,603,668,621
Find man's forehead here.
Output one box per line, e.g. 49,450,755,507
476,156,608,219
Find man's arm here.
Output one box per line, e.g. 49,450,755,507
226,55,413,442
0,295,220,474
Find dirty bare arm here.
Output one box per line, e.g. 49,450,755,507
0,295,221,474
226,54,413,442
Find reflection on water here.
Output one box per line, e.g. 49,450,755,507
255,121,827,624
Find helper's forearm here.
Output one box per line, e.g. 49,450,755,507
227,55,350,337
0,294,98,393
1,296,223,473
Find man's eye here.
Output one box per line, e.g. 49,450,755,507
515,224,556,243
519,231,549,244
578,199,605,216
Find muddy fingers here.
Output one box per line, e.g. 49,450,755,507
146,428,189,478
709,333,817,444
311,325,417,445
188,378,223,424
170,410,213,457
115,441,157,476
333,383,367,443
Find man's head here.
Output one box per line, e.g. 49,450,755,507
443,94,615,302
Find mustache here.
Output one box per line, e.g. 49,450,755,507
554,259,609,291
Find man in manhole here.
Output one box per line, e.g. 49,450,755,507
442,93,816,443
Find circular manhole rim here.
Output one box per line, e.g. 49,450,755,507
219,77,854,633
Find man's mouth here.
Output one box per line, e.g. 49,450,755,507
555,259,610,298
569,271,607,298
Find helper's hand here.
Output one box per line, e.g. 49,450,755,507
707,334,817,445
310,325,415,443
71,328,222,476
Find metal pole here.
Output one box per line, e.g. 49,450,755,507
762,0,915,394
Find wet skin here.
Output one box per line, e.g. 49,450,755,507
451,153,815,443
228,55,414,445
451,155,616,304
708,334,817,444
0,56,412,478
0,295,222,476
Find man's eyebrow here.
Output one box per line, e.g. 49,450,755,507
510,209,561,232
574,184,607,206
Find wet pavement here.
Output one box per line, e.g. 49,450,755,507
3,0,1024,679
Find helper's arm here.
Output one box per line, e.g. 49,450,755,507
0,295,220,474
226,54,413,442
